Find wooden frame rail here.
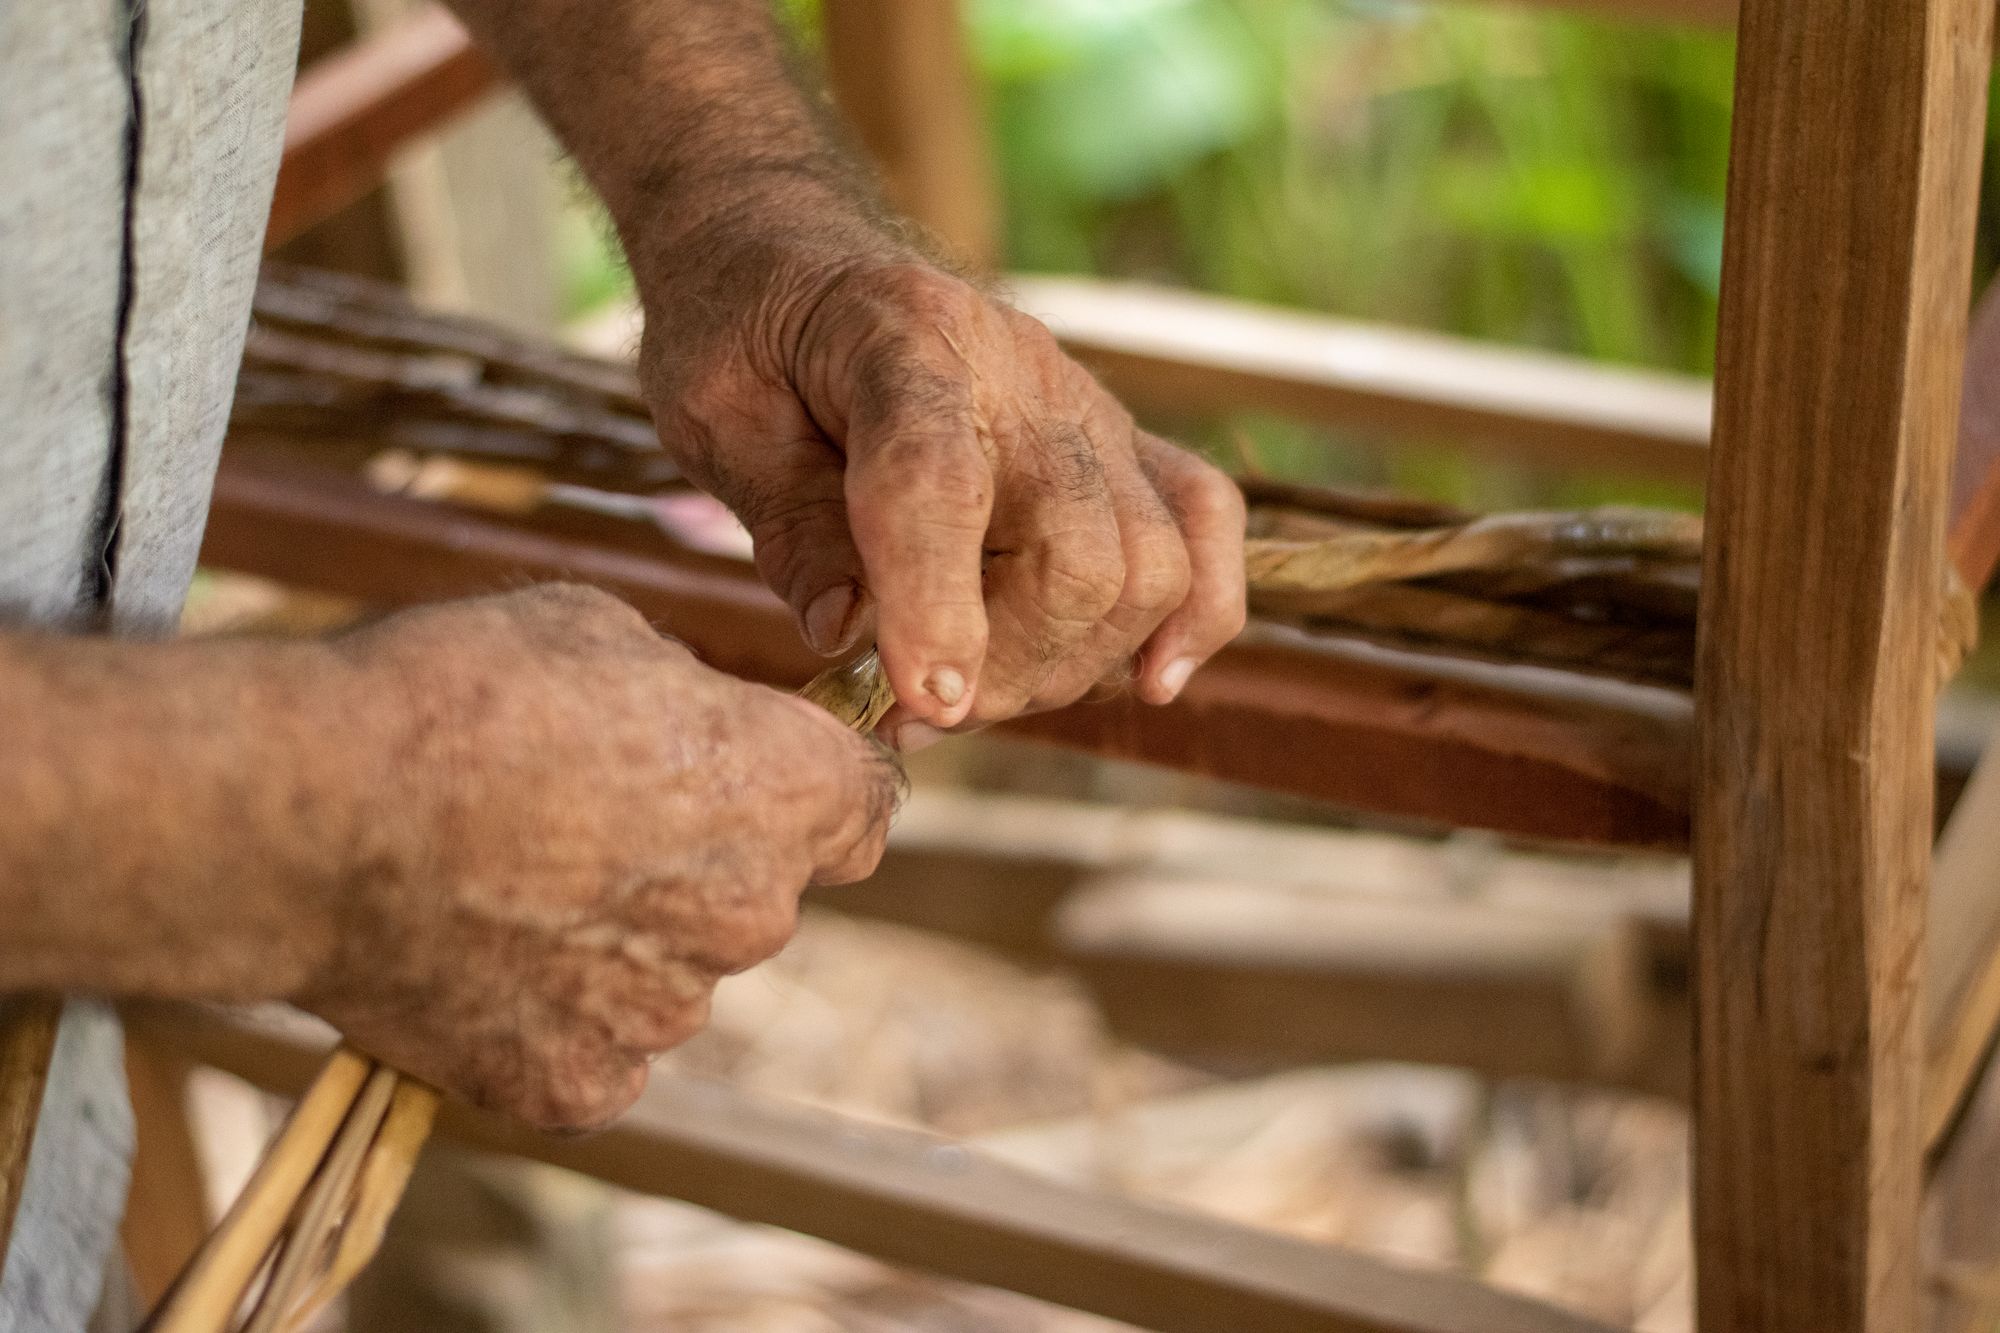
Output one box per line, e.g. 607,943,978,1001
138,1007,1618,1333
158,6,2000,1333
203,451,1695,848
1013,277,1716,484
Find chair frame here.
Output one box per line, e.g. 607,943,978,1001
13,0,2000,1329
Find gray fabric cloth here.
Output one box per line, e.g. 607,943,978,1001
0,0,302,1327
0,1005,134,1333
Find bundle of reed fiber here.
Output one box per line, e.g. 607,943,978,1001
130,652,895,1333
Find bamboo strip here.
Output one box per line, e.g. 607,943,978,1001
277,1078,440,1333
237,1062,397,1333
140,1047,372,1332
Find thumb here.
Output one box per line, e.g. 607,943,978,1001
704,437,873,657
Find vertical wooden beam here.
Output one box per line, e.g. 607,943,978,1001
1692,2,1991,1331
820,0,998,269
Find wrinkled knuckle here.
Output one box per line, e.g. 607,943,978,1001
880,263,981,326
1124,536,1193,615
1060,356,1116,410
1038,533,1126,621
1187,465,1248,529
1006,306,1063,357
855,354,976,436
867,440,993,523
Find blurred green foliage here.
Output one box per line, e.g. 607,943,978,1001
977,0,1733,377
554,2,1988,507
964,0,1743,503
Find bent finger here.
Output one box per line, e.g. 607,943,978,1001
1133,435,1247,703
1022,409,1190,712
841,350,994,727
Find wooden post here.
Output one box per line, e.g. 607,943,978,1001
1692,0,1991,1329
820,0,998,269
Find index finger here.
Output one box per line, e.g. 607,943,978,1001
841,349,995,728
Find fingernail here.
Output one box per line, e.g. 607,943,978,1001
924,667,967,709
1158,657,1197,702
894,722,944,753
803,585,857,655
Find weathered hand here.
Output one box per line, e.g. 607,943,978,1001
639,252,1247,750
298,585,898,1131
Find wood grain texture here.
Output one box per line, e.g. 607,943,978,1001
821,0,998,268
1014,276,1715,482
144,1008,1618,1333
0,995,60,1277
268,6,500,251
1690,0,1991,1328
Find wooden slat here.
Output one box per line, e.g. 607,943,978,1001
1059,872,1690,1099
825,790,1698,1094
1013,277,1715,482
202,452,1695,847
0,996,60,1275
1690,0,1991,1329
821,0,998,268
203,453,821,686
268,6,501,252
141,1008,1616,1333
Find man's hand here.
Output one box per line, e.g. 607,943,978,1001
640,254,1248,750
300,585,897,1130
0,584,896,1134
436,0,1247,752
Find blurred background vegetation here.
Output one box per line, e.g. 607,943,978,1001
557,0,1996,513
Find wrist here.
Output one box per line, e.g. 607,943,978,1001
210,637,391,1003
624,192,914,345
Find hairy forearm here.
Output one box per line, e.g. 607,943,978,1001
0,632,379,1002
442,0,911,301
